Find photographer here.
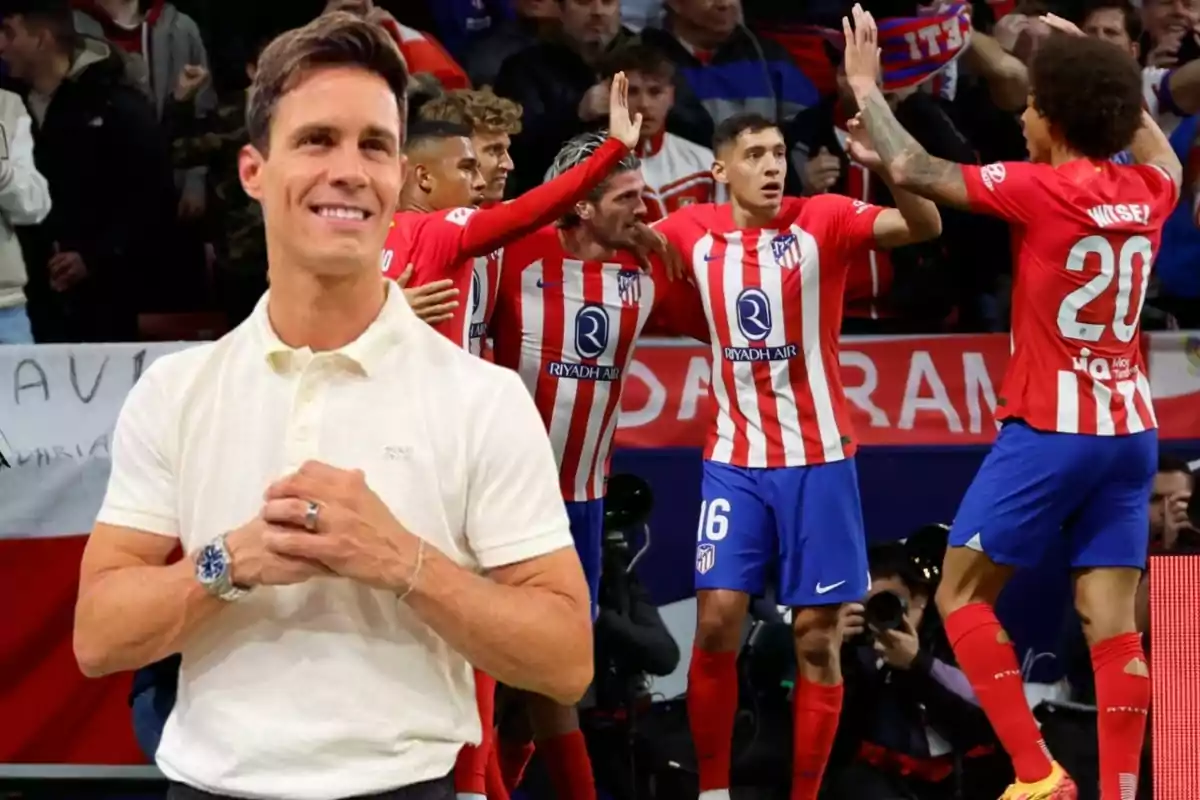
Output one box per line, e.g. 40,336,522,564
824,544,1001,800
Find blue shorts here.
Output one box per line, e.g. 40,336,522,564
949,421,1157,569
695,459,870,607
566,499,605,618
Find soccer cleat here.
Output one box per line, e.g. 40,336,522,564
999,762,1078,800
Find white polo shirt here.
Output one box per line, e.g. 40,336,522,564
96,284,574,800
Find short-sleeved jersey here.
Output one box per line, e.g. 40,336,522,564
655,197,886,468
490,226,705,501
382,209,499,355
961,159,1177,435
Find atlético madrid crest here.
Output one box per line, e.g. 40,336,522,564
618,269,642,306
696,543,716,574
772,233,803,269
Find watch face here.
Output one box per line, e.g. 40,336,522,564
197,544,227,583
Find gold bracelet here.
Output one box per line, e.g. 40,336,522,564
397,537,425,603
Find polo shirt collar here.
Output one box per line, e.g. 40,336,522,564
254,282,409,376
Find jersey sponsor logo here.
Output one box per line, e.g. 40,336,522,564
574,304,610,359
722,343,800,362
735,287,773,342
444,207,476,226
851,199,871,215
980,162,1006,191
771,233,803,269
617,269,642,306
471,270,482,315
469,322,488,340
546,362,622,381
1070,348,1136,381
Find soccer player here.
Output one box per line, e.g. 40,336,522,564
381,73,643,355
649,110,942,799
418,87,523,357
488,131,707,800
842,6,1181,799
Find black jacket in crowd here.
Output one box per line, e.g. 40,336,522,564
831,620,996,777
800,91,1012,331
21,39,177,343
493,29,638,197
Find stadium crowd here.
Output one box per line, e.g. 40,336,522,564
1,0,1199,345
0,1,1197,800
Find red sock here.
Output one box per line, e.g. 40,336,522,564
944,603,1052,783
539,729,595,800
687,646,739,791
485,743,510,800
790,678,843,800
498,739,535,792
454,671,496,795
1091,633,1150,800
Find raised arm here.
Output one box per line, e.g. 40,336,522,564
0,95,51,226
842,6,971,210
1129,109,1183,199
453,72,644,258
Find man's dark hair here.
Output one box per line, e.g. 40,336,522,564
601,42,675,81
1159,454,1196,479
548,130,641,227
0,0,79,54
404,119,472,152
1028,34,1143,159
247,11,409,151
1078,0,1142,42
713,112,780,153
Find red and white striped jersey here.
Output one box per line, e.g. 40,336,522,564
383,208,496,353
491,226,704,500
655,197,885,468
961,159,1176,435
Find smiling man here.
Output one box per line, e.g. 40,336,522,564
72,13,592,800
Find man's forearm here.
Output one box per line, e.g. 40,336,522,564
855,84,971,209
964,32,1029,112
404,546,593,705
74,557,225,677
881,173,943,241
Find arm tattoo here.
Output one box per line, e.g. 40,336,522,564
857,87,970,209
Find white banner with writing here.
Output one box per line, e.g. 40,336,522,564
0,343,197,538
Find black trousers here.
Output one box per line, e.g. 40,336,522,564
167,773,453,800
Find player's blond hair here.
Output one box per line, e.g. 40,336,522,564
418,87,523,136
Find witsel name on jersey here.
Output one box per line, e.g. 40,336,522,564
1086,203,1152,227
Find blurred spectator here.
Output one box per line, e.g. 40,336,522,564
1149,455,1197,554
805,57,1008,332
71,0,216,220
494,0,632,194
1080,0,1200,137
825,543,1003,800
1138,0,1199,67
324,0,470,90
163,36,263,328
594,42,723,220
418,86,522,204
0,0,176,343
0,88,51,344
390,0,513,64
621,0,662,33
638,0,819,189
463,0,560,88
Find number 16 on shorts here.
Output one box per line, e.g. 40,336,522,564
696,498,730,575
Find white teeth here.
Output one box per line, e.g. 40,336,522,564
317,206,365,221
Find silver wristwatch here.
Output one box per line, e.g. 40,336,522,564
195,532,250,601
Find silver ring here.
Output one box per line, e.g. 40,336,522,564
304,500,320,532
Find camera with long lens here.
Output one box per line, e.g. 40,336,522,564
863,589,909,634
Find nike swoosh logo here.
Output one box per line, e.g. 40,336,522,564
536,279,559,288
704,254,721,262
815,581,846,595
